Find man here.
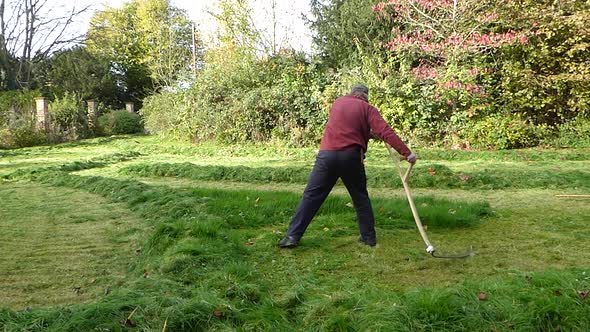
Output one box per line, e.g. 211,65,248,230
278,83,416,248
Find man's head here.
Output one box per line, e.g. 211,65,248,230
351,83,369,101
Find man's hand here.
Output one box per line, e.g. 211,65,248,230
406,152,417,164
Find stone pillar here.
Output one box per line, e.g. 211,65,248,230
35,97,49,132
87,100,97,129
125,102,135,113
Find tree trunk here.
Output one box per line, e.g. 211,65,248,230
0,0,14,90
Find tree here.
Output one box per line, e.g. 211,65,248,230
369,0,589,147
210,0,302,58
86,0,193,93
308,0,388,68
493,0,590,124
47,46,120,106
374,0,527,91
365,0,530,140
0,0,90,90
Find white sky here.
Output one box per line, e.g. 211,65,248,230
69,0,314,53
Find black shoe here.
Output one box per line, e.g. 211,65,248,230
278,236,299,248
358,236,376,247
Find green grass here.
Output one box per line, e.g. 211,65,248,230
1,135,589,331
0,182,143,309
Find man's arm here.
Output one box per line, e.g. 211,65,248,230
367,107,412,157
369,129,381,141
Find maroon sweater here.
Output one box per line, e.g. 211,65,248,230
319,95,411,157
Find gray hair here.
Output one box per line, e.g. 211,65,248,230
351,83,369,100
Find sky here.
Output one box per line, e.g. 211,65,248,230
68,0,314,53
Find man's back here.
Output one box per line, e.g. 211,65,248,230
320,95,371,152
319,95,411,157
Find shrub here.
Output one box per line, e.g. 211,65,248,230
0,90,46,148
461,113,548,149
141,48,327,146
0,90,38,127
0,118,46,149
97,110,144,135
549,116,590,148
141,90,195,138
47,93,90,142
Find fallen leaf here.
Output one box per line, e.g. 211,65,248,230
104,287,111,295
428,167,436,176
448,209,456,215
323,227,329,231
245,240,255,246
213,310,224,318
478,292,487,301
378,206,385,214
578,290,589,299
458,173,470,182
143,270,149,278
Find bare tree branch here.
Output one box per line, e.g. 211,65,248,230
407,1,442,30
1,0,92,88
402,9,444,39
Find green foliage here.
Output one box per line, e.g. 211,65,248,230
461,113,548,150
496,0,590,124
0,90,38,127
0,118,46,149
309,0,386,68
47,93,90,142
142,48,327,145
138,0,589,149
550,116,590,148
141,90,193,138
213,0,260,53
97,110,144,136
0,90,45,148
47,47,120,107
304,0,590,149
86,0,193,92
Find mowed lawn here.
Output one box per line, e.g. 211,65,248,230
0,183,143,309
1,135,589,331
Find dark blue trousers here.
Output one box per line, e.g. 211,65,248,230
286,149,376,243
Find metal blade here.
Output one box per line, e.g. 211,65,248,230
430,246,475,259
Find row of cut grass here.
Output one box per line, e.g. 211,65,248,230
3,135,589,162
118,160,590,190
